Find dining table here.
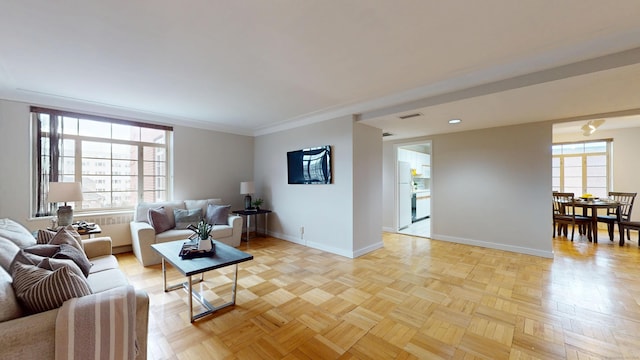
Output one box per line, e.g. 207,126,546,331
571,198,622,243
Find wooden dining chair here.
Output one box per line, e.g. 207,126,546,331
618,221,640,246
553,192,592,241
597,191,637,241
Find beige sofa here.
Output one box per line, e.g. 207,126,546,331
130,198,243,266
0,219,149,359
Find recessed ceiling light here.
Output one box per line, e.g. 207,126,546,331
448,119,461,124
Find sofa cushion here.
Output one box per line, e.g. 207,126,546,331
0,218,37,248
210,225,233,239
0,267,22,321
12,262,92,314
206,204,231,225
148,207,174,234
185,198,222,218
53,244,92,277
174,208,203,229
86,268,129,293
89,255,120,274
0,237,20,272
134,201,185,224
155,229,194,243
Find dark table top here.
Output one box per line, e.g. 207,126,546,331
232,209,272,215
151,239,253,277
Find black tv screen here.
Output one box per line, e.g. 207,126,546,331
287,145,332,184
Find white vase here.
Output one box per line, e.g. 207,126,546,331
198,238,212,251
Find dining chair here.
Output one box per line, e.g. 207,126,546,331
618,221,640,246
553,192,592,241
597,191,637,241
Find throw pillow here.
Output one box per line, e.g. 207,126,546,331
9,245,61,277
9,249,44,274
36,225,81,245
23,244,60,258
206,204,231,225
53,244,92,277
48,227,83,252
185,199,223,218
36,228,56,244
148,207,174,234
38,257,85,278
173,208,203,229
0,218,37,248
12,262,91,314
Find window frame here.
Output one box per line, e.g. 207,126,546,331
31,106,173,217
552,139,612,197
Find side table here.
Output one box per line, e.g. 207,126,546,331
48,223,102,238
75,224,102,238
232,209,272,242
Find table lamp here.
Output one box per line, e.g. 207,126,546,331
240,181,254,210
48,182,83,226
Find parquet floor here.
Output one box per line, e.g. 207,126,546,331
117,231,640,360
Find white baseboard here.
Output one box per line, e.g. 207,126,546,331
431,233,555,259
266,231,381,258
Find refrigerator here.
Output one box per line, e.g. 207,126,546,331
398,161,412,229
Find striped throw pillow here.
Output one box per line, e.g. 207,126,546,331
12,262,92,314
36,229,56,244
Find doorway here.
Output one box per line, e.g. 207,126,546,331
396,142,431,238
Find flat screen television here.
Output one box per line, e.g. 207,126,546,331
287,145,332,184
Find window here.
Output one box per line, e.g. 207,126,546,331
552,140,611,198
32,107,173,217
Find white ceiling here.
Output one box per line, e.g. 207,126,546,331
1,1,640,138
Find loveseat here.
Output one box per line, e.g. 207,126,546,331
130,198,243,266
0,218,149,359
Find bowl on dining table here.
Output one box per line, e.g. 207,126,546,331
580,196,598,201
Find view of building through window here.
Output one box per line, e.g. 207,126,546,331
32,107,172,216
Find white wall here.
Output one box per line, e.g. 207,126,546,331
254,115,383,258
0,100,33,221
383,121,554,258
173,125,254,205
0,99,253,247
352,122,383,256
554,125,640,221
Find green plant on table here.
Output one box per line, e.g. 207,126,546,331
197,220,211,240
252,198,264,209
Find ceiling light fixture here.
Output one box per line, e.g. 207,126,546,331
581,119,605,136
448,119,461,124
398,113,423,120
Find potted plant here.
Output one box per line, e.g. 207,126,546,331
195,220,213,251
252,198,264,210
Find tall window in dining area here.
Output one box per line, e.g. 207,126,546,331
552,140,611,198
31,107,173,217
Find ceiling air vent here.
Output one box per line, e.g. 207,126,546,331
398,112,422,120
382,132,393,137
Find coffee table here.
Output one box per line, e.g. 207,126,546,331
151,239,253,322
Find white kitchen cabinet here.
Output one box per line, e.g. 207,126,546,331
416,194,430,219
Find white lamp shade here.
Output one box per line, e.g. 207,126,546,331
48,182,83,203
240,181,255,194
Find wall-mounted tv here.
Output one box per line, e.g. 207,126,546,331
287,145,332,184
